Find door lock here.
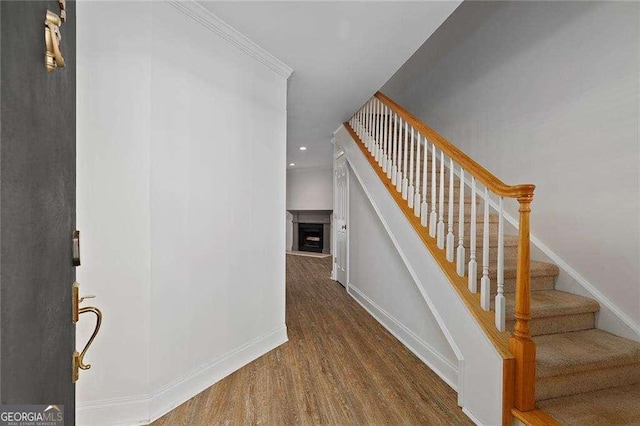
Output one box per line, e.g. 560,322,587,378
72,282,103,383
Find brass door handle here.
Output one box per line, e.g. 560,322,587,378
73,306,102,383
72,282,103,382
76,307,102,370
44,10,65,72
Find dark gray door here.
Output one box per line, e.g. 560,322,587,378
0,1,76,423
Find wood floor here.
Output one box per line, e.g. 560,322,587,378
152,255,471,425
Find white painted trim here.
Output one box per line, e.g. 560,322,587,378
457,359,464,407
462,407,485,426
77,395,150,426
149,324,288,421
77,325,288,425
348,284,458,390
527,233,639,339
166,0,293,79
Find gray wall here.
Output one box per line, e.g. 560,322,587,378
382,1,640,330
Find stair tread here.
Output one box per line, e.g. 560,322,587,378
502,290,599,319
482,259,559,279
537,383,640,426
535,329,640,378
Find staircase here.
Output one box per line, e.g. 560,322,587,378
345,92,640,425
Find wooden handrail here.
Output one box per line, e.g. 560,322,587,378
374,92,535,199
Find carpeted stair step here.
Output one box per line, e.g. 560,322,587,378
537,382,640,425
500,290,599,336
476,259,559,294
460,234,519,262
535,329,640,401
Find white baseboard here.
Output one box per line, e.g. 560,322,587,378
462,407,484,426
347,284,458,391
76,394,150,426
77,325,288,425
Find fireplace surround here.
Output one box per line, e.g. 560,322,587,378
288,210,332,253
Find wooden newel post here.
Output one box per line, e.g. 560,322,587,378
509,193,536,411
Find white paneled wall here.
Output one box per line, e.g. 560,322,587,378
76,2,290,424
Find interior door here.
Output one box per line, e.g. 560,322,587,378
335,153,348,287
0,1,76,422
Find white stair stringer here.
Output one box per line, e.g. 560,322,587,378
335,125,504,426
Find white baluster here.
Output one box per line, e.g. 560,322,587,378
456,169,465,276
437,152,445,248
429,143,437,236
446,158,455,262
391,114,398,186
378,105,389,173
414,133,421,216
364,101,370,151
396,115,403,192
370,101,375,153
480,186,491,311
421,138,429,226
369,99,375,152
402,121,409,199
384,106,390,172
362,107,366,138
495,197,505,331
468,177,478,293
373,99,382,163
373,101,378,160
408,127,415,207
386,110,393,179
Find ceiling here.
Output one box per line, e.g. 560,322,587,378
200,1,461,169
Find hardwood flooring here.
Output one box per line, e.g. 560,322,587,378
152,255,471,425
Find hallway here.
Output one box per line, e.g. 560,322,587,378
153,255,471,425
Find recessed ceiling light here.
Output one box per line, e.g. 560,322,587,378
299,146,307,151
289,163,295,167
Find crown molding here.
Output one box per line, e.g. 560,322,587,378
166,0,293,79
287,164,334,172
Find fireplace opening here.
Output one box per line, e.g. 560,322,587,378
298,223,324,253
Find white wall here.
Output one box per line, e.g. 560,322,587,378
77,2,289,424
347,166,458,387
382,1,640,338
286,167,333,210
76,1,152,409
